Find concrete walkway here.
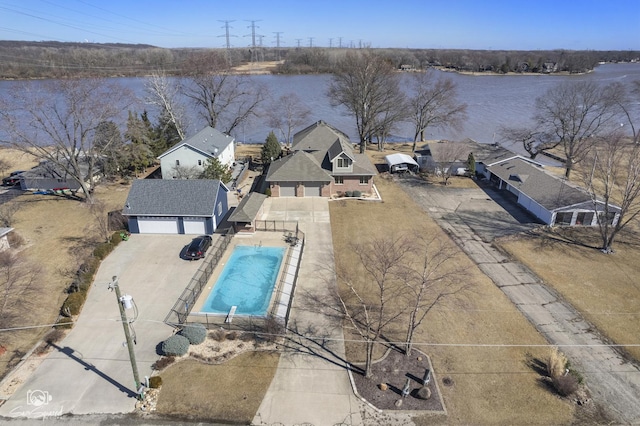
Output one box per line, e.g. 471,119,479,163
253,198,364,426
399,177,640,424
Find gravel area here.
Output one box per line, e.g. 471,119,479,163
351,348,445,412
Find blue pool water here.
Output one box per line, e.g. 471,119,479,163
202,246,285,316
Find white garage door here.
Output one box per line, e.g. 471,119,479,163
279,183,296,197
304,182,322,197
137,217,179,234
183,217,207,234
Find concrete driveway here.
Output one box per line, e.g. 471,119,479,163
0,234,202,419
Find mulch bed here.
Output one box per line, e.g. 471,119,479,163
350,347,445,412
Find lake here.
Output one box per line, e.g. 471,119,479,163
2,63,639,152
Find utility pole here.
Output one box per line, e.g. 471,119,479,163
108,276,142,398
328,38,333,48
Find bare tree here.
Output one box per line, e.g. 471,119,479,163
170,164,201,180
337,235,412,377
535,81,619,178
609,80,640,145
265,93,311,146
399,236,470,356
88,200,115,243
408,71,467,152
2,78,133,203
498,126,555,159
434,142,470,185
581,131,640,253
145,72,187,140
0,158,11,177
182,52,268,136
327,50,404,153
0,251,40,328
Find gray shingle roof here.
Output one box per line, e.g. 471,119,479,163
157,126,234,159
122,179,226,217
487,158,590,210
266,150,332,182
227,192,267,223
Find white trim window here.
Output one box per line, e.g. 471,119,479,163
359,176,369,185
334,176,344,185
217,202,222,215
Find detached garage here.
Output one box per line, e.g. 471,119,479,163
123,179,229,235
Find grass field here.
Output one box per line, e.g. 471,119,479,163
497,227,640,362
155,352,279,422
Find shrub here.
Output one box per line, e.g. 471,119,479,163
152,356,175,371
161,334,190,356
546,348,567,378
265,187,272,197
345,191,353,197
148,376,163,389
61,291,87,317
352,190,362,197
552,374,579,396
211,329,227,342
54,316,74,329
226,331,238,340
7,231,25,248
110,231,123,246
44,328,65,344
179,323,207,345
93,241,114,260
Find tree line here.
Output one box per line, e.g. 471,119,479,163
1,40,638,79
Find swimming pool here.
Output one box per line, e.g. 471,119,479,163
201,245,285,316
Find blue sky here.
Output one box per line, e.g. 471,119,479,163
0,0,638,50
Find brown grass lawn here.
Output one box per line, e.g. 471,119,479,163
330,174,574,425
497,227,640,362
155,352,279,423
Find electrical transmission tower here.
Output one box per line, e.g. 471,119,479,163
245,20,262,62
273,32,283,61
295,38,302,48
308,37,314,48
218,20,236,66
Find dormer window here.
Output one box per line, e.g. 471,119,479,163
336,158,349,168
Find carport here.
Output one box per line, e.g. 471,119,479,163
385,153,419,173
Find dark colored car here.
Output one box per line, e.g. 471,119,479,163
2,170,24,186
185,235,212,260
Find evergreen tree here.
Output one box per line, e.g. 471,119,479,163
467,152,476,177
261,131,282,164
200,157,233,183
93,121,125,178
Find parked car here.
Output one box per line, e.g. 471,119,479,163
185,235,212,260
2,171,24,186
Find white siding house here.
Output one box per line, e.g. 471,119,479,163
158,126,235,180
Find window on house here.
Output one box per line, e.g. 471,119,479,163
336,158,349,168
334,176,344,185
575,212,594,226
554,212,573,225
175,160,180,166
598,211,616,225
217,202,222,216
359,176,369,185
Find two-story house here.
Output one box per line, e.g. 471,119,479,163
158,126,235,180
266,121,377,197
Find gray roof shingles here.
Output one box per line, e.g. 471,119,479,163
158,126,234,159
122,179,226,217
486,158,591,210
227,192,268,223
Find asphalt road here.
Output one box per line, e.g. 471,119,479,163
397,175,640,424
